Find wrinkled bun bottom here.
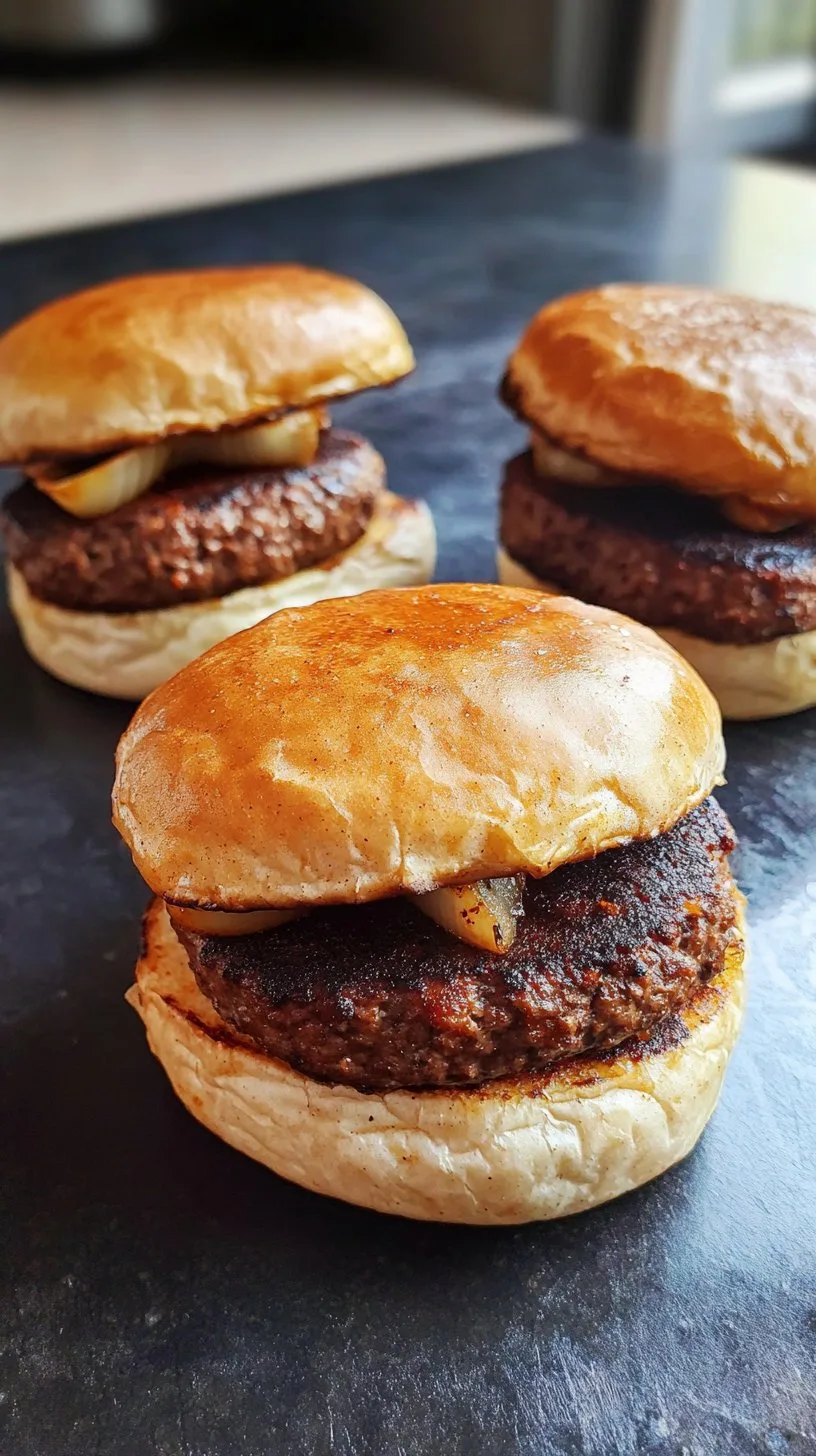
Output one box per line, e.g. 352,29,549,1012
497,546,816,721
9,492,436,701
129,899,746,1225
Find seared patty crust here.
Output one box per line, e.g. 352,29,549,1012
500,449,816,644
175,799,740,1091
2,429,383,613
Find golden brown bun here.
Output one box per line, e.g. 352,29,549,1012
497,547,816,721
128,898,746,1224
655,625,816,721
0,266,414,462
504,284,816,517
8,493,435,700
112,582,725,909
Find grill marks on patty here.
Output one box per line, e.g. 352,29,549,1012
1,429,383,613
500,449,816,644
176,799,740,1091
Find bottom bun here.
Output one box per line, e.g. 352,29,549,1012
128,898,746,1225
9,492,436,701
497,546,816,722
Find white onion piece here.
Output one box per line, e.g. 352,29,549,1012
31,407,325,519
167,904,304,937
413,875,525,953
172,408,324,471
532,435,805,532
31,440,173,519
532,432,619,486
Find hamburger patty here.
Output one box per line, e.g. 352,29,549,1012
500,449,816,644
175,799,740,1091
1,429,383,612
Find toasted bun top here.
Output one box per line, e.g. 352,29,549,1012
0,266,414,461
503,284,816,516
112,583,725,909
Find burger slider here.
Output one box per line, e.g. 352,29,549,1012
113,583,745,1224
0,266,435,698
498,284,816,719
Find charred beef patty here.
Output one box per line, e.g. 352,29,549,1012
176,799,740,1091
500,449,816,645
1,429,382,612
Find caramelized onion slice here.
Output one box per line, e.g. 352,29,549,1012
31,407,326,519
167,904,304,937
412,875,525,953
31,440,173,518
719,494,803,533
172,407,325,472
532,432,620,486
532,434,807,534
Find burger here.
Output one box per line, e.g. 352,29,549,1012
0,265,435,699
113,583,745,1224
498,284,816,720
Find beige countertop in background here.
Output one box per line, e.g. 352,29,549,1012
0,73,575,241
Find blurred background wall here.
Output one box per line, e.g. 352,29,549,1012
1,0,814,239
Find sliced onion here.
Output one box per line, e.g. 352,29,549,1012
172,407,325,471
532,435,805,532
719,494,802,533
167,904,304,937
31,407,326,519
412,874,525,953
532,432,619,486
31,441,173,518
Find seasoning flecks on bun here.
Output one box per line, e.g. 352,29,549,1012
1,266,434,698
499,283,816,718
113,583,745,1223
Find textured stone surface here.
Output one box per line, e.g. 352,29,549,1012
0,138,814,1456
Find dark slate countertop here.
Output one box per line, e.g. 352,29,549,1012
1,137,815,1456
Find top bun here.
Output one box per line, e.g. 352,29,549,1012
503,284,816,516
0,265,414,462
112,584,725,910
